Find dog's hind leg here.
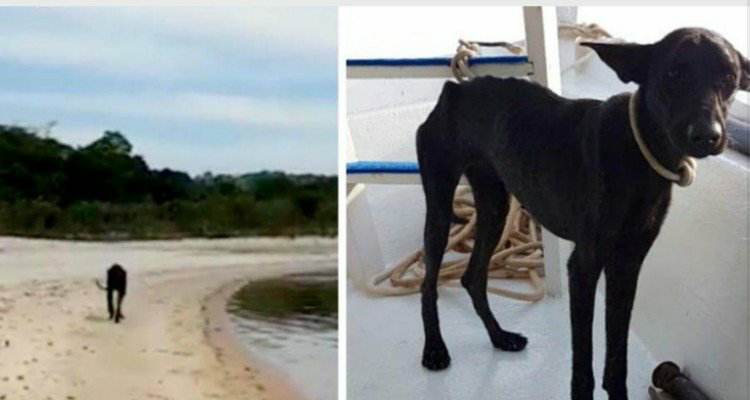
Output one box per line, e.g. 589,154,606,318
461,164,528,352
569,245,604,400
418,160,462,370
107,288,115,320
114,290,126,323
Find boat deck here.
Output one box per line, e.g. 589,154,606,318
348,283,656,400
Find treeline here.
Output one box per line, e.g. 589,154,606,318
0,125,336,239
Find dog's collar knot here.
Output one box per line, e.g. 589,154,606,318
628,90,696,187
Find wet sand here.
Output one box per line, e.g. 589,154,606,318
0,236,336,400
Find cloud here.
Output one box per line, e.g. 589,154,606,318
45,124,107,148
0,7,337,81
0,7,337,175
109,7,338,58
42,121,337,175
132,132,337,175
0,32,222,80
168,92,335,129
0,91,335,130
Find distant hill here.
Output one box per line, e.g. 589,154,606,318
0,124,337,240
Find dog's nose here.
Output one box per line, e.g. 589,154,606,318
687,121,722,147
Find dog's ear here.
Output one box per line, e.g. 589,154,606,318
738,50,750,91
580,41,653,84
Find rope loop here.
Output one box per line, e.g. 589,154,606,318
558,22,612,41
450,39,524,81
365,188,546,302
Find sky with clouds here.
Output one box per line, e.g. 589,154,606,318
0,7,337,176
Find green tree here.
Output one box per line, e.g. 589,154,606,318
0,124,337,239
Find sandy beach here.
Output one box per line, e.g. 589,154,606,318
0,236,337,400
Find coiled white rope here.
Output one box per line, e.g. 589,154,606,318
559,22,612,41
365,187,546,302
451,40,523,81
451,23,614,81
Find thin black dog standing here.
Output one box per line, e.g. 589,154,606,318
416,28,748,400
96,263,127,323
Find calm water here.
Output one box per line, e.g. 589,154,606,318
227,271,337,400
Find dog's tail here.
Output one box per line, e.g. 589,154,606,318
94,278,107,291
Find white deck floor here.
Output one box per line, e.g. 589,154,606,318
348,282,656,400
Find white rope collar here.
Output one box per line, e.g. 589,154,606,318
628,90,696,187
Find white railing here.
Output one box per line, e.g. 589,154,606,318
347,55,533,80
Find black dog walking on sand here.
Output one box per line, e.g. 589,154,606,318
96,264,127,324
417,28,748,400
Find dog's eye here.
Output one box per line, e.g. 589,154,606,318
720,73,737,96
723,73,737,86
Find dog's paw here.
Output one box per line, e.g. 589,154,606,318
491,330,528,352
603,385,628,400
422,342,451,371
606,391,628,400
572,374,595,400
571,390,595,400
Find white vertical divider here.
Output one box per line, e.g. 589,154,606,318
523,6,567,298
345,118,385,289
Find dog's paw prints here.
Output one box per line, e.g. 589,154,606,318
421,342,451,370
491,330,528,352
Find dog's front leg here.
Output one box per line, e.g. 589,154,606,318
602,264,640,400
603,234,655,400
568,245,604,400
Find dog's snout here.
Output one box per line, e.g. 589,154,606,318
687,121,722,147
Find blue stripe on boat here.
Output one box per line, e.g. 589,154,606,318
347,56,528,67
347,161,420,174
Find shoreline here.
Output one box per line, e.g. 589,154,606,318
202,279,306,400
